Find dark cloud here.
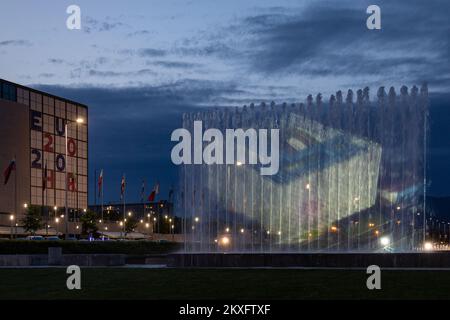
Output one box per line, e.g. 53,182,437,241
138,48,167,57
0,40,31,47
207,0,450,90
83,16,126,33
48,58,64,64
88,68,157,78
173,40,237,60
126,30,152,38
38,73,54,78
148,60,201,69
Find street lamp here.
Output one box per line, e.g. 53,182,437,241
65,117,84,240
55,217,60,235
380,236,390,247
9,215,14,239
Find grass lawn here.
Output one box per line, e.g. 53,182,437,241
1,268,450,300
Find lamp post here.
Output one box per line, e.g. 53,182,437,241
65,118,84,240
9,215,14,239
55,217,60,235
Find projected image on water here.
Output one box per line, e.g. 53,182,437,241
177,85,428,252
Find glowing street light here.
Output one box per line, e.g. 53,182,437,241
23,203,28,209
424,242,433,251
220,236,230,246
236,161,243,166
331,226,338,232
380,236,390,247
194,217,199,222
240,228,244,233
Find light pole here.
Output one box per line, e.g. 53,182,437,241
65,118,84,240
9,215,14,239
55,217,60,235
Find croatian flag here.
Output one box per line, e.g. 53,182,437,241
98,169,103,197
148,182,159,202
3,158,16,185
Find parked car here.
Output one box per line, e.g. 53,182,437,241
45,236,60,241
26,235,44,240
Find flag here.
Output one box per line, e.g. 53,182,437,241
120,174,126,200
3,158,16,185
42,161,47,190
148,181,160,202
98,169,103,197
140,180,146,202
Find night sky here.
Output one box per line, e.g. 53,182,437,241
0,0,448,203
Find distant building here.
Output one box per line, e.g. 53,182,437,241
89,200,181,234
0,79,88,233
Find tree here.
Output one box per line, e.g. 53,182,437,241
80,210,98,236
125,217,138,235
21,205,43,235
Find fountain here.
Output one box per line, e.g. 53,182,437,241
174,84,429,254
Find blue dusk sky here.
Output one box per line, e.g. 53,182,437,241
0,0,449,202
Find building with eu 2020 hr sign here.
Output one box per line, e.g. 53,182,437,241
0,79,88,235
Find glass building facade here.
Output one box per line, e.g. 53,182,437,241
0,79,88,210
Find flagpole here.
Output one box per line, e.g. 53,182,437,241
101,172,104,223
41,155,44,236
14,155,17,240
122,174,126,237
94,169,97,210
45,160,48,236
142,180,145,223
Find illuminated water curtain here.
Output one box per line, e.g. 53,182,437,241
176,84,429,252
